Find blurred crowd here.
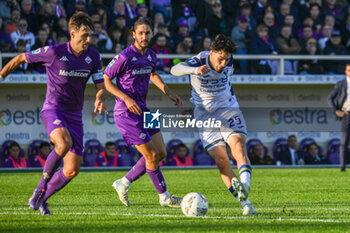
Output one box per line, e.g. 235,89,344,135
1,0,350,74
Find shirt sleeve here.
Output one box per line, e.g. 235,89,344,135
170,57,201,76
91,52,104,84
103,54,127,80
25,46,54,65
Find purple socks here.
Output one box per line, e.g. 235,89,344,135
43,169,71,202
125,157,146,182
37,150,62,190
146,167,167,194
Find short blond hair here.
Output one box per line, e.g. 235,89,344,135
68,11,94,32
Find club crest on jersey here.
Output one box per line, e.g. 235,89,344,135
132,57,137,62
148,55,152,61
139,133,146,140
32,48,41,54
85,56,92,64
53,119,61,125
44,46,49,52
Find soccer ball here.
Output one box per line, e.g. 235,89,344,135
181,192,208,217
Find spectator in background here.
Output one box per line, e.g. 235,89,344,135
340,14,350,45
283,14,298,38
278,135,304,165
304,142,329,164
0,0,20,24
171,143,193,166
93,21,112,52
113,15,129,37
262,12,279,38
13,39,31,73
276,3,291,29
152,33,171,73
324,15,336,29
107,1,128,27
231,15,252,74
237,4,256,32
137,4,149,18
249,24,279,74
150,0,171,22
298,37,323,74
323,29,347,74
20,0,39,34
194,37,212,54
4,141,29,168
172,42,187,65
309,3,324,34
95,141,119,167
4,8,20,36
33,141,51,168
153,12,165,36
10,18,35,51
67,0,88,18
298,25,314,48
56,33,68,44
124,0,138,23
32,28,49,49
252,0,268,22
173,19,190,48
206,0,232,37
183,36,193,53
322,0,344,28
40,22,55,45
276,25,301,74
0,17,14,51
54,17,69,39
109,26,124,46
39,2,56,26
250,144,274,165
318,24,333,52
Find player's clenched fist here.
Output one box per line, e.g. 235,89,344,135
196,65,210,75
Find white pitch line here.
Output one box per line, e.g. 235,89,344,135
0,211,348,223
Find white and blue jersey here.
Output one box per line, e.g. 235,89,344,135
171,51,247,151
183,51,238,112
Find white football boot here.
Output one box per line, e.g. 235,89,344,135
112,179,130,207
242,203,258,216
232,177,249,202
159,195,183,208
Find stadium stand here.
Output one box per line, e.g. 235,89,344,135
115,139,136,166
27,139,43,167
83,139,104,167
193,139,214,166
327,138,340,164
273,138,288,162
165,139,183,165
246,138,268,159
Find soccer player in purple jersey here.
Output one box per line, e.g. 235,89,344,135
0,12,107,215
104,17,184,208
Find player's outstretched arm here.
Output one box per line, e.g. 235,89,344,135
103,74,142,115
93,82,108,115
170,63,210,76
0,53,27,82
150,72,183,107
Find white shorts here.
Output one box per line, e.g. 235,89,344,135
194,106,247,151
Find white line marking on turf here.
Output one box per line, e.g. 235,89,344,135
0,211,348,223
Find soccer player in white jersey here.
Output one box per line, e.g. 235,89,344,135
170,34,257,215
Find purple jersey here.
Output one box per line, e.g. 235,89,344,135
25,42,103,112
104,44,157,115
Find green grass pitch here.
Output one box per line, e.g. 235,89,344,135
0,168,349,233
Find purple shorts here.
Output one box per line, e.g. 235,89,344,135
114,109,160,146
41,109,84,156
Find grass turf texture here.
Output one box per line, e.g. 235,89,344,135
0,168,349,233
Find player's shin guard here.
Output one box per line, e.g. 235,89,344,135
42,169,71,202
37,150,63,190
146,167,167,194
238,164,252,188
124,157,146,185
